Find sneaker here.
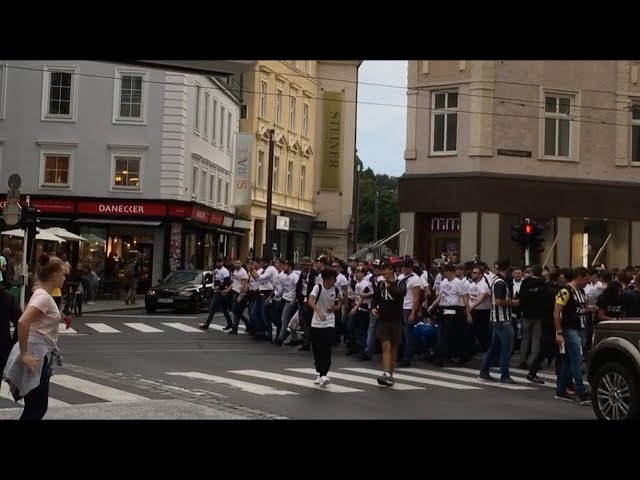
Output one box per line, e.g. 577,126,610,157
314,376,322,385
376,374,393,387
555,392,575,402
566,387,577,397
198,324,209,330
320,376,331,387
226,329,238,335
526,375,545,385
478,372,496,381
579,391,592,405
222,325,232,331
500,377,517,385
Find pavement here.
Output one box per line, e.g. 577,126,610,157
81,299,141,314
1,308,597,420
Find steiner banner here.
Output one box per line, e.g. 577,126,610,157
321,91,343,190
234,132,253,206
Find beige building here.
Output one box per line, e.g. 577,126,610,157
399,60,640,268
238,60,361,262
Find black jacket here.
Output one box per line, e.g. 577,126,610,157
372,279,406,324
519,276,547,318
296,269,319,307
0,286,21,363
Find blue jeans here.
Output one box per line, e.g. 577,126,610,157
260,293,272,337
205,292,232,327
402,309,416,363
557,328,587,396
348,308,370,351
278,301,298,340
249,297,263,333
366,313,377,354
480,321,514,379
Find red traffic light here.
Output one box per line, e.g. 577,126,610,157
525,224,533,235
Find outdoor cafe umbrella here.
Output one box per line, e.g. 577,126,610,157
41,227,88,243
1,228,67,242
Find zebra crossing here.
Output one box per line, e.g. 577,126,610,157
57,321,208,336
160,364,561,398
0,372,153,411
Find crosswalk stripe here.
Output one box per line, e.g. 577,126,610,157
166,371,296,396
58,324,78,335
343,367,481,390
1,380,69,407
444,367,555,389
491,367,590,386
287,368,425,391
161,323,204,333
397,367,534,390
231,369,363,393
85,323,121,333
124,323,165,333
51,375,149,402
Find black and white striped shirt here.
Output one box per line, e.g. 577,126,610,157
490,275,511,323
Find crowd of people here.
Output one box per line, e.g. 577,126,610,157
200,253,640,402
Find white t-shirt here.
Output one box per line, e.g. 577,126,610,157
434,273,443,294
398,273,423,311
249,269,260,291
355,278,373,309
512,280,523,297
439,277,466,307
214,266,230,284
335,273,348,293
469,278,491,310
282,271,300,302
310,283,342,328
274,271,287,299
28,288,61,342
258,265,279,291
231,267,248,293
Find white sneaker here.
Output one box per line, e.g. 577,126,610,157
314,375,322,385
320,376,331,387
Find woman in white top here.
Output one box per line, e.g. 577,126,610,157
4,254,66,420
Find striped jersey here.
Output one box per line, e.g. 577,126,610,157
490,274,511,323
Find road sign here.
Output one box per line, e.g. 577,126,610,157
8,174,22,190
2,201,22,226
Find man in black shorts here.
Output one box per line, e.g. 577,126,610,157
372,261,406,387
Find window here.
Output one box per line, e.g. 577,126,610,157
273,155,280,191
257,150,265,187
300,165,306,198
227,111,232,151
632,105,640,164
220,106,226,150
259,81,268,117
0,65,6,119
195,85,202,133
212,99,218,144
192,166,198,197
544,95,572,158
275,88,283,124
302,102,309,136
217,177,223,204
119,75,143,119
42,66,78,121
43,155,70,186
225,180,230,207
290,92,297,130
201,167,208,201
286,159,293,194
209,173,215,202
431,91,457,153
113,157,141,190
203,92,210,139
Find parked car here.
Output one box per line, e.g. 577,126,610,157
145,270,214,314
587,318,640,420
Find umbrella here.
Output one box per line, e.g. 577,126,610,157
1,228,67,242
42,227,89,243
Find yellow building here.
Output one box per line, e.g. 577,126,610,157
238,61,319,262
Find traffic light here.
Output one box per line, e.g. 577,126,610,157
21,206,40,265
512,218,545,252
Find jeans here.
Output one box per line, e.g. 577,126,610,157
402,309,416,363
205,292,232,327
20,356,51,420
366,313,377,354
269,299,284,337
472,309,492,353
349,309,370,352
311,327,335,377
480,321,514,379
278,301,298,341
231,293,249,331
556,328,587,396
259,292,273,337
520,317,542,367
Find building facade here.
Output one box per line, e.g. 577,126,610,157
238,61,319,262
399,60,640,268
0,60,250,290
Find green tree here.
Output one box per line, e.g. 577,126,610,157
356,156,399,253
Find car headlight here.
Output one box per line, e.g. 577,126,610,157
147,290,156,296
178,290,195,296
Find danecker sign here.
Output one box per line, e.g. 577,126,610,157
77,201,167,216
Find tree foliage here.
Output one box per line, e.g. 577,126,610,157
356,156,399,252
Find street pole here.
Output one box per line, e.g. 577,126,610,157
20,195,31,311
264,129,275,260
373,190,379,258
524,246,530,267
353,163,361,254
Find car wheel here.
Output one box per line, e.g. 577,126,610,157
592,361,639,420
190,296,201,314
145,306,157,314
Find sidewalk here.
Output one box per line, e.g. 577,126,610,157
82,300,142,314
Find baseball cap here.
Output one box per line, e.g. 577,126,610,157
355,265,365,272
300,256,313,265
372,259,381,267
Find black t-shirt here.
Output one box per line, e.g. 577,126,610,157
596,295,622,321
556,285,587,331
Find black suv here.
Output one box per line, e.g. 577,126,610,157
587,318,640,420
145,270,214,314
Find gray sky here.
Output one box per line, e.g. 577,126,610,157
357,61,407,177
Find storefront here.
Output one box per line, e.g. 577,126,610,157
0,196,250,289
399,173,640,268
270,211,314,263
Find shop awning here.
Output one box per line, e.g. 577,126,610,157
42,227,89,243
1,228,67,242
74,218,162,226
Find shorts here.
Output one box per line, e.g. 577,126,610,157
377,321,403,346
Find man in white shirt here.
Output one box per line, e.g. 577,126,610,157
397,259,424,367
427,263,472,367
227,260,249,335
308,268,343,386
274,260,300,345
267,260,287,340
250,257,279,341
201,258,232,330
332,260,349,346
468,265,492,353
348,265,373,355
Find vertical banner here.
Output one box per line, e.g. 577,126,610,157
321,91,343,190
234,132,253,206
169,223,183,272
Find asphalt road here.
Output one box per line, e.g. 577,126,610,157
1,309,596,420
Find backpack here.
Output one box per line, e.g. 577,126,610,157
317,283,340,305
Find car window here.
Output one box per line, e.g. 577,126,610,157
162,271,201,284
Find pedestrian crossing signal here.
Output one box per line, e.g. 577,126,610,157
511,219,544,249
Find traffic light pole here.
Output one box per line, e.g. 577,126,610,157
20,195,31,311
524,246,530,267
